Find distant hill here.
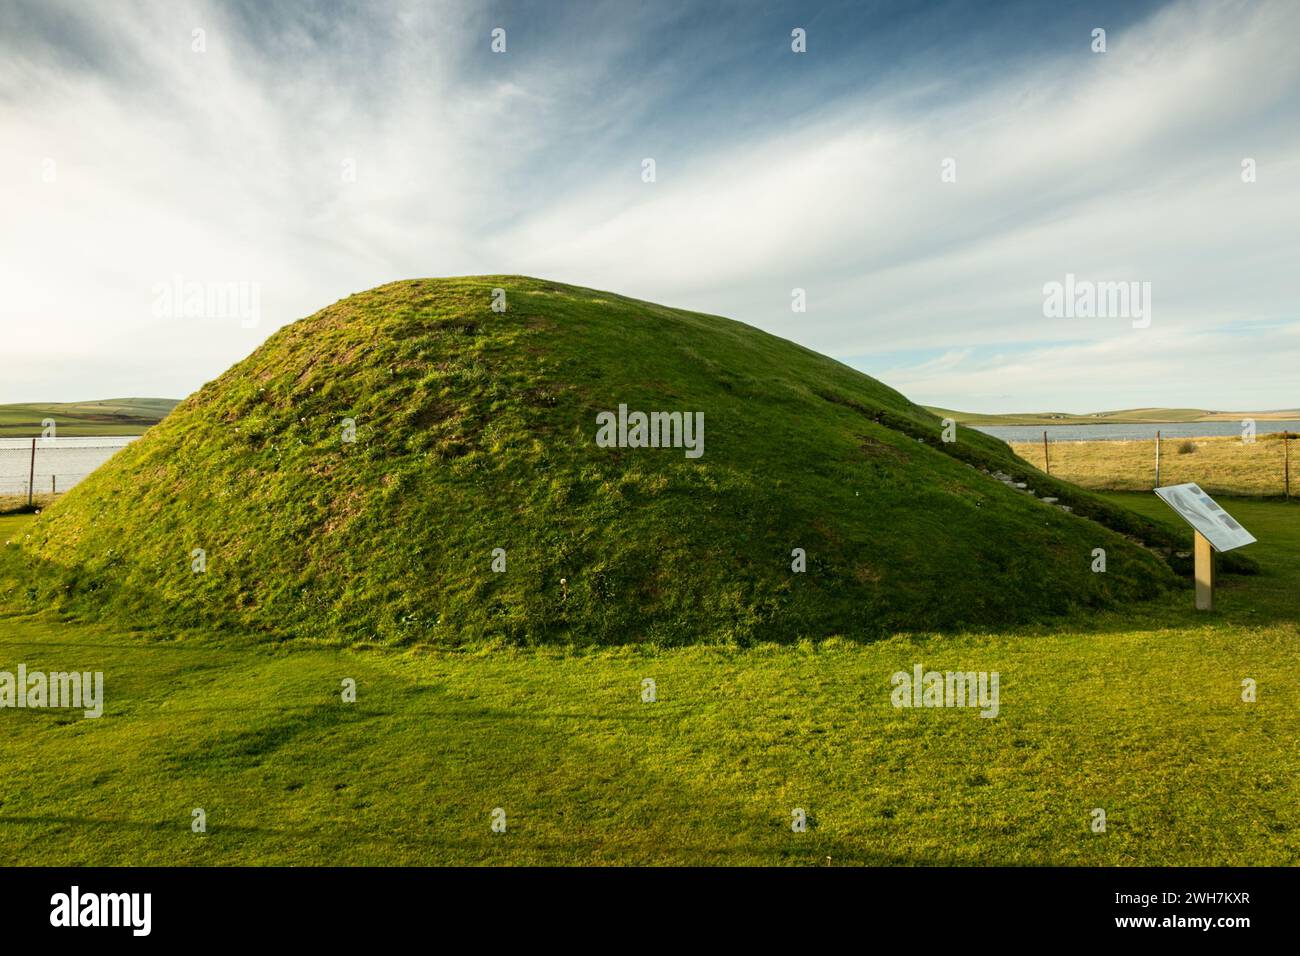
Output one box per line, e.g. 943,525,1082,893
924,406,1300,426
11,276,1200,646
0,398,179,437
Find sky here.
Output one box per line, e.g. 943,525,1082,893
1,0,1297,412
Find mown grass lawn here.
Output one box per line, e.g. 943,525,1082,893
1,496,1297,866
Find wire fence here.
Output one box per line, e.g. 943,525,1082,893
0,438,138,503
1012,430,1295,497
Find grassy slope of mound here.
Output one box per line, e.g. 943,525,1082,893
10,277,1188,645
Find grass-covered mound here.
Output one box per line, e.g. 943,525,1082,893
11,277,1185,645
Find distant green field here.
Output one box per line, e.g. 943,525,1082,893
1,496,1296,865
0,398,177,437
926,406,1300,426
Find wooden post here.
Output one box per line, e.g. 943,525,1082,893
1042,430,1050,475
1194,530,1215,611
51,475,56,496
1154,430,1161,488
1285,431,1291,499
27,437,36,507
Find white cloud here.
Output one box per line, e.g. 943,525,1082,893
0,0,1295,411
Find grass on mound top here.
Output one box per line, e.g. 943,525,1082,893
8,277,1187,645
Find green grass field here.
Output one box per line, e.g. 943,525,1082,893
0,398,176,437
1,495,1296,866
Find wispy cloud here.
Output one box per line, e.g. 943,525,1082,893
0,0,1295,410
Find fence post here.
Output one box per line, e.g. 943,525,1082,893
1042,430,1050,475
27,437,36,507
1286,431,1291,499
1154,430,1161,488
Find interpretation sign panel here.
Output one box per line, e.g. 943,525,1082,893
1154,482,1256,552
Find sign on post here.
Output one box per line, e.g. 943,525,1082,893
1154,483,1256,611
